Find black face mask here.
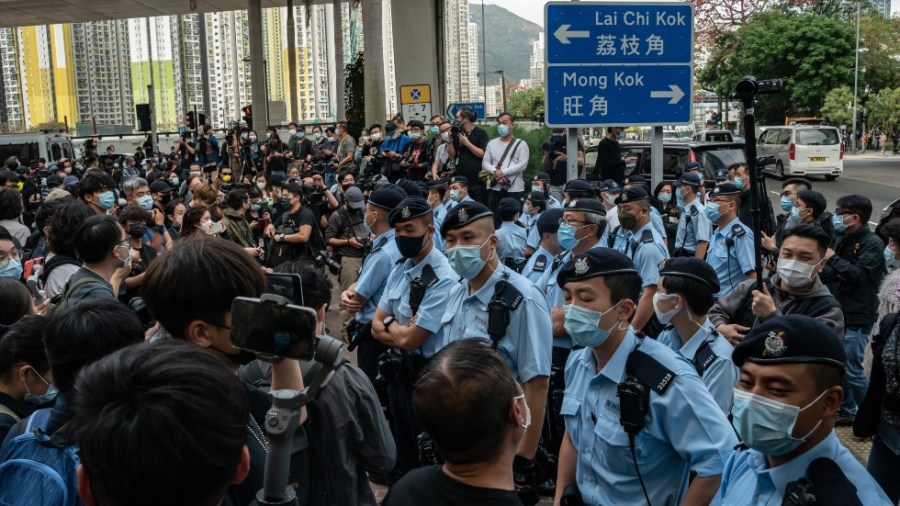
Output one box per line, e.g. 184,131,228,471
341,184,351,192
395,233,428,259
129,223,147,239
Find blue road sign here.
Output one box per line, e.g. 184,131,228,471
546,2,693,65
545,65,691,126
446,102,486,121
544,1,694,127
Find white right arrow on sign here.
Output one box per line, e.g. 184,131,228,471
554,24,590,44
650,85,685,105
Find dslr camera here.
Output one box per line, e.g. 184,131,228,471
314,249,341,276
301,183,325,206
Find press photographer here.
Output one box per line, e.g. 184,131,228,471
541,129,584,201
325,186,369,342
264,182,324,267
445,108,488,204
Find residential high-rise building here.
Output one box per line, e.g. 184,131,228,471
467,21,480,101
872,0,891,18
443,0,473,104
71,20,134,128
129,17,181,130
0,28,25,131
530,32,544,88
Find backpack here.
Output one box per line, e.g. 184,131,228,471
48,275,106,317
39,255,82,285
0,408,82,506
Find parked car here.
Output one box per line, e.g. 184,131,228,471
756,125,843,180
692,129,734,143
584,141,747,184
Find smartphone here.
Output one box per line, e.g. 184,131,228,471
266,273,303,304
230,296,317,361
206,221,226,234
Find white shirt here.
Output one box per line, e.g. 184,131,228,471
482,137,529,193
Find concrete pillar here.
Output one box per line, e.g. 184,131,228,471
198,13,212,121
311,4,323,121
287,0,299,122
332,0,346,122
247,0,268,128
361,0,386,125
325,2,337,121
390,0,443,122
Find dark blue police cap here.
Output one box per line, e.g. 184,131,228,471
440,200,493,236
564,179,594,197
396,178,424,198
714,169,729,181
557,248,637,288
537,208,564,236
673,173,702,188
732,315,846,371
389,197,432,227
449,175,469,186
526,190,547,204
565,198,606,216
685,162,703,173
427,178,448,189
624,174,647,186
598,179,622,193
710,183,741,196
368,187,406,210
658,257,720,293
532,172,551,182
498,197,521,218
614,186,650,205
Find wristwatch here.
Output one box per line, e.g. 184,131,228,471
382,316,396,329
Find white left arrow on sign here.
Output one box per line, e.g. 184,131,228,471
554,24,590,44
650,85,685,105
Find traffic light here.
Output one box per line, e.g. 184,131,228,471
186,111,196,130
716,112,723,127
242,105,253,130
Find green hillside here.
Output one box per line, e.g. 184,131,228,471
469,2,542,83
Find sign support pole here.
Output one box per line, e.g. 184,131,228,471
650,126,662,189
567,128,579,182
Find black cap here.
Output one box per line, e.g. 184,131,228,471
710,183,741,196
658,257,720,293
396,178,423,198
564,179,594,198
732,315,847,371
598,179,622,193
532,172,551,182
384,122,397,133
714,169,729,181
149,180,173,194
537,208,564,236
624,174,647,186
526,190,547,204
270,174,286,187
557,248,637,288
46,175,63,188
449,175,469,186
389,197,433,227
673,173,702,188
565,198,606,216
685,162,703,173
368,187,406,210
614,186,650,205
427,178,448,189
440,201,493,236
498,197,521,218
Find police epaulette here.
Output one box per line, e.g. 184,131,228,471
532,254,548,273
731,224,746,238
498,280,524,311
692,340,717,377
419,264,438,289
625,349,677,395
640,229,655,243
689,205,699,217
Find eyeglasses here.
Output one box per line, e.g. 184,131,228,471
559,218,589,226
0,249,22,262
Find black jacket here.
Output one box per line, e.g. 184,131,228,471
820,225,886,327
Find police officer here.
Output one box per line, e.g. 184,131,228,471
438,200,551,504
673,172,711,258
706,183,756,297
521,208,564,285
623,174,667,241
598,179,622,234
614,186,670,334
495,197,527,271
340,186,405,385
371,196,459,482
562,179,595,206
714,315,893,505
520,190,547,257
530,172,562,209
685,161,707,202
655,257,737,413
425,179,448,231
445,175,473,212
554,248,738,506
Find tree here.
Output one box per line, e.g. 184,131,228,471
867,88,900,134
859,14,900,93
697,12,854,124
820,86,856,127
345,53,365,138
507,87,543,119
690,0,778,47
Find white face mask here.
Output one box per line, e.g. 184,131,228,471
514,394,531,429
652,292,681,325
777,258,817,288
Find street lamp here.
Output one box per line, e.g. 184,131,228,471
244,56,270,127
851,1,860,151
494,70,506,114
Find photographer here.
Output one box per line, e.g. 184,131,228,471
429,122,454,181
380,122,411,183
234,129,262,174
593,127,626,184
446,108,488,204
264,182,324,267
196,124,220,179
262,130,289,177
541,128,584,201
118,206,157,304
333,122,358,173
399,121,432,182
484,113,528,215
325,186,369,342
360,124,384,177
142,236,308,506
175,133,196,177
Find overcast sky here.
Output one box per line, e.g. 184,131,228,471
481,0,900,27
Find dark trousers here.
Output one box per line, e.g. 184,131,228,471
868,434,900,504
488,189,526,216
466,179,488,206
544,346,573,458
387,375,423,485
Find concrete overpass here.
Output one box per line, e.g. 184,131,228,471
0,0,444,131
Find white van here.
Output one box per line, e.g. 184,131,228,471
756,125,843,180
0,132,76,164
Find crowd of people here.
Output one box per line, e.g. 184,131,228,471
0,112,897,506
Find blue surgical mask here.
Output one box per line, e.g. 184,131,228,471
780,196,793,212
731,388,826,456
733,177,744,190
409,132,422,140
446,237,491,280
449,189,461,202
98,190,116,210
557,223,585,251
250,204,261,212
430,125,440,135
790,206,801,220
705,201,722,222
885,246,898,267
563,301,622,348
137,195,154,210
0,258,23,280
832,213,848,233
24,368,57,406
170,177,180,186
658,193,672,204
498,124,511,137
676,190,685,208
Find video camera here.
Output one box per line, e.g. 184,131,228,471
314,250,341,276
735,76,784,100
300,183,325,206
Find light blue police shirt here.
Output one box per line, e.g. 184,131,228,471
438,264,551,383
496,221,527,265
707,217,755,297
657,319,738,413
353,230,401,324
376,245,459,357
713,431,893,505
675,199,711,253
627,222,670,288
649,206,667,241
522,245,554,284
562,329,738,506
